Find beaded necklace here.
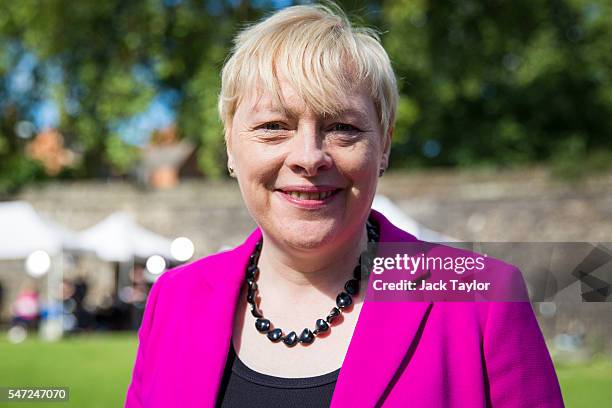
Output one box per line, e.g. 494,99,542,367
244,219,380,347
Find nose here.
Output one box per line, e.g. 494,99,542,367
285,123,332,176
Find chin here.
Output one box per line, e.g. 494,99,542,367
276,219,340,250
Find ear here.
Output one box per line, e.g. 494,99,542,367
380,126,393,170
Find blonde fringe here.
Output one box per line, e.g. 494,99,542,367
218,3,398,138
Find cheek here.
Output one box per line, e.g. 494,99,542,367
333,143,380,187
234,145,283,208
234,138,281,177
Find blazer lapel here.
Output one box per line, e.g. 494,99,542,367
330,210,433,407
190,228,262,408
330,297,433,407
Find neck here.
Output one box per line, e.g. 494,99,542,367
256,223,369,301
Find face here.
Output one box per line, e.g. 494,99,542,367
226,77,391,252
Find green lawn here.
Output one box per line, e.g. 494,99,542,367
555,357,612,408
0,333,610,407
0,333,138,408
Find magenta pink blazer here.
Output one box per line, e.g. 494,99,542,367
125,209,564,407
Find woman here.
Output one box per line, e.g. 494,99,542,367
125,4,564,407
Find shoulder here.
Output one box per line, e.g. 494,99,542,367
370,208,418,243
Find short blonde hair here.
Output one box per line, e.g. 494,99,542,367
218,3,398,138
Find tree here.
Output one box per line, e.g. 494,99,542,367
0,0,268,192
382,0,612,171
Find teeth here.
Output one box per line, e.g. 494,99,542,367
286,191,334,200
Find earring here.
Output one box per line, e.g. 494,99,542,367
228,166,236,177
378,168,385,177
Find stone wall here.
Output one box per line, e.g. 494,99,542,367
377,167,612,242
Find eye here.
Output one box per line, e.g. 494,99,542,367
258,122,284,131
329,123,359,132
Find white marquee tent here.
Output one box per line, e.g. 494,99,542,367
77,212,173,262
0,201,79,260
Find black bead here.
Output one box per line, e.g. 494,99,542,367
255,318,270,332
366,220,379,235
353,264,363,280
267,328,282,342
255,240,263,251
344,279,359,296
299,328,315,344
282,331,298,347
246,265,259,280
315,318,329,333
246,289,256,305
247,279,258,291
360,252,374,270
249,252,260,265
336,292,352,309
251,305,263,318
326,307,341,324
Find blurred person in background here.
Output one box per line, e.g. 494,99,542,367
129,264,149,330
126,3,564,407
61,277,95,333
61,278,78,332
11,279,40,331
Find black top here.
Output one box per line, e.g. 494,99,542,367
216,342,341,408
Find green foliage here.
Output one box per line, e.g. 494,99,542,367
105,134,140,175
383,0,612,173
0,0,264,188
550,134,612,180
0,155,43,196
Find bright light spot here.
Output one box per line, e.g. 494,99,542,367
171,237,194,261
7,326,28,344
146,255,166,275
15,121,36,139
25,250,51,277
